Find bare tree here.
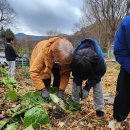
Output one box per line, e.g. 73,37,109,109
0,0,16,31
78,0,129,49
46,29,60,36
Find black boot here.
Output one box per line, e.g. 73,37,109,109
96,110,104,117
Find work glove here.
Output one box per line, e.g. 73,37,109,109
57,90,64,100
82,89,89,99
0,114,4,120
41,88,50,102
72,82,81,103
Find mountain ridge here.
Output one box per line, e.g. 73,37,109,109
15,33,68,41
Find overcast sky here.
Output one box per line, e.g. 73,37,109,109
7,0,83,35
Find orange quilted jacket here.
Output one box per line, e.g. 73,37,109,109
30,37,73,91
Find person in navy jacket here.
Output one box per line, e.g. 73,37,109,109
113,14,130,122
70,38,106,117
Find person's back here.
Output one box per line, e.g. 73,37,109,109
73,38,106,78
71,38,106,117
30,40,48,65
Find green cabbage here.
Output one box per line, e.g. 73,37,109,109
24,125,34,130
5,122,19,130
23,106,50,128
0,77,19,90
5,90,19,102
64,99,81,111
21,91,44,107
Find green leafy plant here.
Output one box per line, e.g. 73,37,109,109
0,77,19,90
23,106,50,128
24,125,34,130
50,94,81,112
64,99,81,112
47,87,58,95
10,104,21,113
5,122,19,130
0,106,32,129
0,120,9,129
0,90,81,130
0,67,8,77
21,91,45,107
5,90,19,102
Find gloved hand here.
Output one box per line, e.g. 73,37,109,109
82,89,89,99
41,88,50,102
57,90,64,99
0,114,4,120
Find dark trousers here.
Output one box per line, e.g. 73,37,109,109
113,67,130,122
43,64,61,88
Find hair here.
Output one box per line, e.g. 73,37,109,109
51,38,73,65
6,36,14,43
70,48,99,80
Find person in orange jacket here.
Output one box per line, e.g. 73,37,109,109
30,37,73,102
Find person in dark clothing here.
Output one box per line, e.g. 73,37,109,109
113,13,130,122
5,36,18,77
70,38,106,117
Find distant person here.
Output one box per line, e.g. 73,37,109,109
113,14,130,122
5,36,19,77
70,38,106,117
30,37,73,102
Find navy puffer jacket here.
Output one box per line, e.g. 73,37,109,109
73,38,106,91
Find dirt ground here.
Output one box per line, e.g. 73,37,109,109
0,62,130,130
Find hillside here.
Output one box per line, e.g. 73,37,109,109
15,33,68,41
15,33,46,41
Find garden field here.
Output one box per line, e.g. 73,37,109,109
0,62,130,130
